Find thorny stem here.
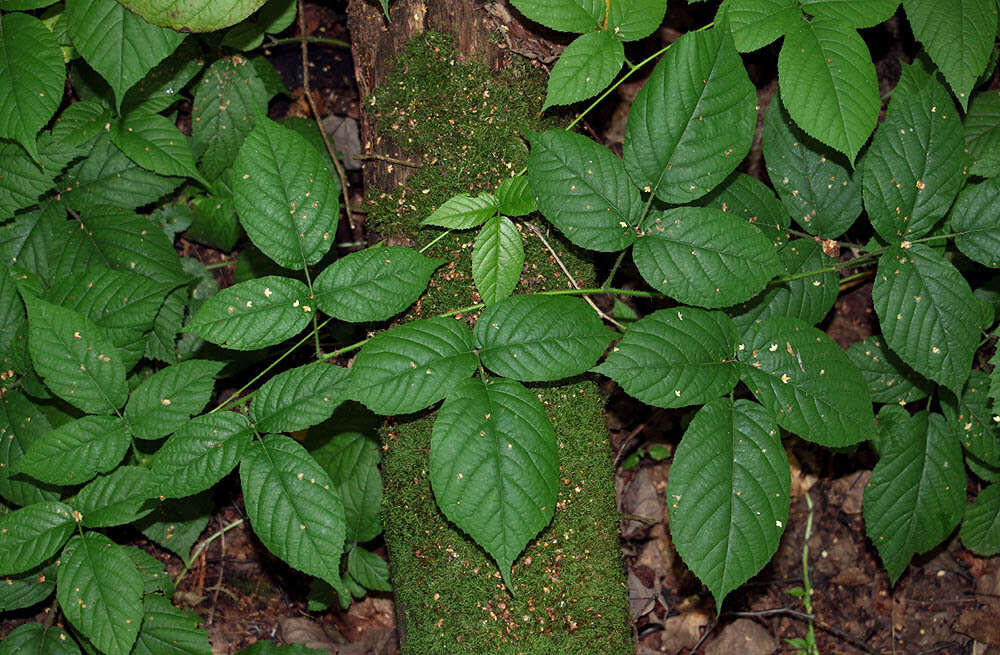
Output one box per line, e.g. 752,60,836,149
173,519,245,589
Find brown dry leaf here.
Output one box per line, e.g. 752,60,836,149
343,596,396,635
704,618,776,655
958,604,1000,645
657,609,711,654
280,616,346,651
629,569,656,619
620,469,664,539
787,450,817,497
830,470,869,515
336,627,398,655
830,566,870,586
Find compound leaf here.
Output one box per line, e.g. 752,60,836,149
421,193,498,230
800,0,900,27
150,413,253,499
961,483,1000,556
0,562,57,612
346,546,391,591
111,112,203,182
18,416,130,486
608,0,666,40
845,336,933,405
951,178,1000,267
472,216,524,306
666,398,789,609
0,501,74,576
320,432,382,544
495,176,536,217
0,141,55,222
543,31,623,110
136,492,212,565
965,89,1000,177
250,363,351,433
0,392,58,507
695,172,790,247
508,0,602,33
73,466,154,528
722,0,800,52
430,378,559,591
0,621,76,655
125,360,226,439
132,594,212,655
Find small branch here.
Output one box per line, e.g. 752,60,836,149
264,35,351,49
358,153,422,167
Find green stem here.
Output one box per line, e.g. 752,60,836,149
419,228,453,254
263,35,351,49
784,228,859,250
173,519,245,589
600,250,629,289
203,259,237,270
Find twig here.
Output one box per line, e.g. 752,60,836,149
359,153,422,167
723,608,882,654
526,222,625,330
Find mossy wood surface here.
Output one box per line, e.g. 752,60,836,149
351,23,632,654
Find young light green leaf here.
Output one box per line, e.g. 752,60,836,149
0,391,59,507
349,317,477,415
864,407,965,583
240,434,346,594
632,207,784,308
475,295,613,381
608,0,666,41
739,317,875,446
799,0,900,27
192,57,268,181
666,398,789,609
0,13,64,161
0,141,55,222
0,501,74,576
845,336,933,405
543,31,624,110
73,466,154,528
125,360,226,439
346,546,391,591
65,0,186,108
722,0,800,52
150,413,253,499
111,112,203,182
695,172,790,248
527,129,640,252
421,193,499,230
903,0,995,109
59,140,184,212
25,296,128,415
319,432,382,544
250,363,351,433
593,307,740,408
495,176,536,217
508,0,602,33
430,377,559,591
314,246,442,322
960,483,1000,556
863,61,965,241
132,594,212,655
58,532,143,655
233,117,340,269
727,238,838,331
0,562,57,612
187,276,312,350
136,492,212,565
872,244,978,391
951,178,1000,268
763,95,862,237
17,416,130,486
624,28,756,203
472,216,524,306
965,89,1000,177
0,622,78,655
777,17,879,162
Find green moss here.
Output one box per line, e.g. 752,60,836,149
366,32,631,654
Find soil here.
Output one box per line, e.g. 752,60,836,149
3,2,999,654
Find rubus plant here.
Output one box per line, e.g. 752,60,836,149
0,0,999,652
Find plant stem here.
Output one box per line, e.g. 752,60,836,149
263,35,351,49
203,259,237,270
173,519,245,589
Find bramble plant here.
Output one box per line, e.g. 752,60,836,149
0,0,999,652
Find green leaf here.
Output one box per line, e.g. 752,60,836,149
475,295,613,381
903,0,996,109
0,207,58,283
508,0,602,33
314,246,441,322
872,244,978,391
421,193,499,230
236,643,326,655
59,140,184,211
0,13,64,161
51,100,110,148
111,112,203,182
0,501,74,576
739,317,875,446
0,562,57,612
763,95,862,238
695,172,790,248
951,179,1000,268
777,17,879,162
72,466,154,527
800,0,900,27
594,307,740,408
190,191,241,252
727,239,838,331
527,129,640,252
187,276,312,350
125,360,225,439
25,296,127,414
624,28,756,203
862,62,965,241
722,0,801,52
233,117,340,269
965,89,1000,177
149,413,253,499
72,209,186,285
117,0,268,32
495,176,536,217
349,317,477,415
132,595,212,655
864,408,965,583
121,545,174,596
136,492,212,565
608,0,666,41
192,57,268,181
845,336,932,405
0,392,59,507
320,432,382,543
961,483,1000,556
632,207,784,308
346,546,391,591
473,216,524,306
0,623,79,655
943,369,998,461
250,363,351,433
17,416,130,486
120,38,203,115
58,532,143,655
430,378,559,591
240,434,346,593
257,0,297,34
666,398,789,609
543,31,623,110
144,286,186,363
0,140,55,221
65,0,186,108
